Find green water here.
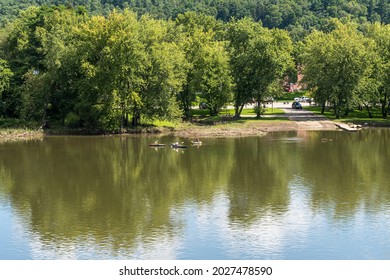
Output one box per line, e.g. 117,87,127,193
1,129,390,259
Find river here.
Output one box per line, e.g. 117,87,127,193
1,129,390,259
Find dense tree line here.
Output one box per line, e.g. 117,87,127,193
0,6,292,130
301,19,390,118
0,5,389,131
1,1,390,32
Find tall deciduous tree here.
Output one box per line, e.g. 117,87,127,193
366,23,390,117
138,15,187,122
72,10,146,129
71,10,187,129
22,7,87,124
302,20,376,118
1,5,86,122
0,59,12,93
197,41,232,116
0,59,13,116
227,18,293,118
176,12,231,118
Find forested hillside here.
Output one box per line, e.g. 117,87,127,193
1,1,389,32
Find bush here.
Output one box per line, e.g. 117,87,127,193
0,117,37,128
64,112,81,128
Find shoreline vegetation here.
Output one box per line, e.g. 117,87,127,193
2,6,389,136
0,128,44,142
2,97,390,143
2,110,390,142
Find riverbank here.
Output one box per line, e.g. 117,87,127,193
0,129,44,142
172,119,297,137
1,106,390,142
0,119,303,142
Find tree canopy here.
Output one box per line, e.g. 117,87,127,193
0,3,389,130
1,1,389,31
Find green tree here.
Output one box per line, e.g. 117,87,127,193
197,41,232,116
302,20,376,118
21,7,87,124
365,23,390,117
175,12,231,118
0,5,86,122
71,10,146,129
227,18,293,118
137,15,187,123
0,59,12,93
0,59,13,116
0,6,45,117
70,10,188,129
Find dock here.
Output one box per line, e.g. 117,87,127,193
334,122,362,132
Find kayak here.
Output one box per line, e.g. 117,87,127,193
191,141,202,145
149,143,166,147
171,143,187,148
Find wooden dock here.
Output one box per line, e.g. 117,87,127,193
334,122,362,132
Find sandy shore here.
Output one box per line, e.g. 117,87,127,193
0,129,44,142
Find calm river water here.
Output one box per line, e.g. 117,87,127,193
1,129,390,260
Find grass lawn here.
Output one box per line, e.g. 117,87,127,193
305,106,390,126
191,107,285,117
278,91,310,101
186,107,288,126
148,106,287,129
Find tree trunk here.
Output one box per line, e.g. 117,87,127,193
131,114,140,126
125,112,128,127
365,104,373,118
381,95,387,117
238,103,244,117
344,107,350,117
321,101,326,114
234,104,239,118
334,102,340,119
387,99,390,118
256,97,261,118
131,107,141,126
120,104,125,131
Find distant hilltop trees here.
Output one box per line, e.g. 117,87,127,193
1,1,389,33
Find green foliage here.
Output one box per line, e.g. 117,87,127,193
0,5,87,119
0,4,389,130
19,70,50,122
2,1,389,38
302,20,377,118
0,59,13,116
364,22,390,117
227,18,293,118
176,12,231,118
197,41,233,116
64,112,81,128
0,59,13,93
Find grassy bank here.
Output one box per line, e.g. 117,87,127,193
44,108,290,138
0,108,292,140
173,108,292,137
305,106,390,127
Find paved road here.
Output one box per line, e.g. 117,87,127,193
271,102,338,130
226,101,338,130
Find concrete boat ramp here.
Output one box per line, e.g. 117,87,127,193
334,122,362,132
278,103,362,131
